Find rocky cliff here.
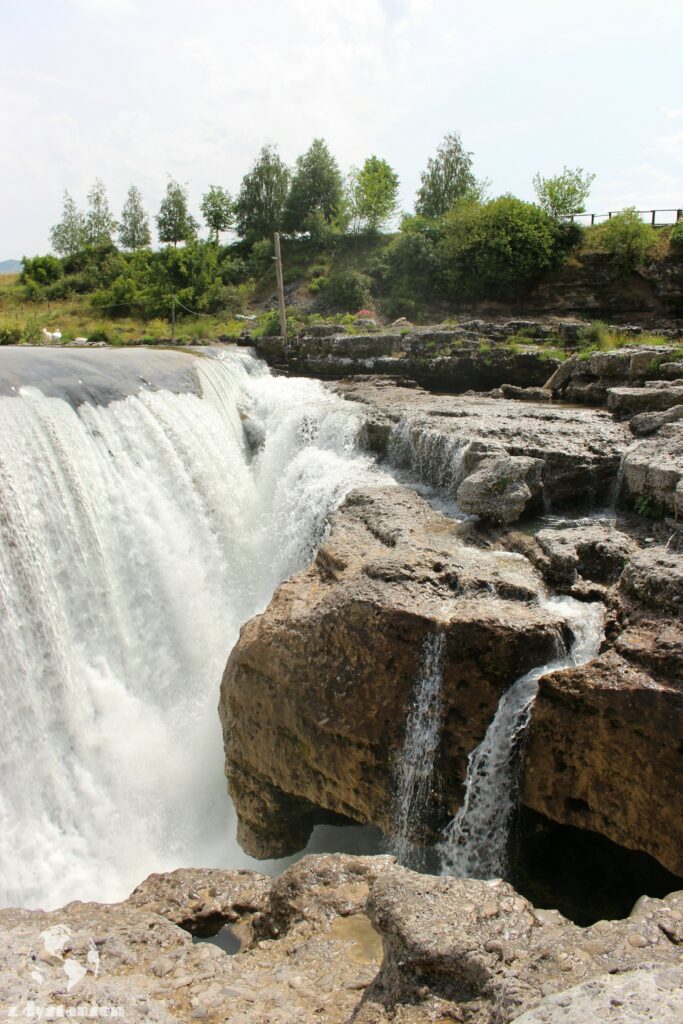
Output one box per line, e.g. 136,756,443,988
220,485,567,858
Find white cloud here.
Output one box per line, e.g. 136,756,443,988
71,0,136,13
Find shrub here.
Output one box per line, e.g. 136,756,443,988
21,255,62,286
436,196,561,302
670,218,683,251
45,277,74,301
599,208,656,270
326,269,373,311
0,325,21,345
309,275,329,294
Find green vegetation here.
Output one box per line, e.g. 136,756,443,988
2,133,682,344
532,166,595,220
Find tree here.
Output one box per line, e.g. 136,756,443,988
532,166,595,220
599,207,656,270
351,156,399,232
234,144,291,242
49,191,86,256
415,132,484,218
85,178,117,246
200,185,234,244
156,178,198,247
436,195,561,302
119,185,151,250
284,138,345,235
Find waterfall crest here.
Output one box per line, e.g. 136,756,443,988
0,350,381,909
439,597,605,879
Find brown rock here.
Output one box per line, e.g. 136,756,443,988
220,485,570,858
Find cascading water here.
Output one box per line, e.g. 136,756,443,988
0,349,385,910
439,597,605,879
392,631,446,868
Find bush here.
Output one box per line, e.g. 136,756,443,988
45,277,74,301
0,325,21,345
436,196,561,302
599,208,656,270
670,218,683,251
378,217,441,303
308,275,329,294
326,269,372,311
21,255,62,286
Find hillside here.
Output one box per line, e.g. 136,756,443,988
0,260,22,275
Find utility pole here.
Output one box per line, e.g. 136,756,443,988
273,231,287,344
170,286,176,343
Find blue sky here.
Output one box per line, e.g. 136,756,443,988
1,0,681,255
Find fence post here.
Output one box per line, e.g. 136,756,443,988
591,214,595,226
651,210,656,225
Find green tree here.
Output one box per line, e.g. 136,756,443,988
200,185,234,244
49,191,86,256
284,138,345,235
85,178,118,246
119,185,151,250
436,195,561,301
351,156,399,232
234,144,290,242
599,207,656,269
156,179,199,247
532,166,595,220
415,132,483,218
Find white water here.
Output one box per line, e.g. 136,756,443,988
393,632,446,868
0,350,385,910
440,596,605,879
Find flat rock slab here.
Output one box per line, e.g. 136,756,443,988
510,965,683,1023
608,384,683,419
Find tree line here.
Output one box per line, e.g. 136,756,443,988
48,133,597,256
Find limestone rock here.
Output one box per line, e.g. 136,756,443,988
456,454,544,523
530,523,638,589
607,383,683,419
618,547,683,616
366,866,683,1023
621,424,683,515
510,965,683,1024
629,403,683,437
336,377,629,510
521,619,683,876
220,485,570,859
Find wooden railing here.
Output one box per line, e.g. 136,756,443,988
569,208,682,227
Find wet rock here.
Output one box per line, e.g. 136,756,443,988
500,384,552,402
521,617,683,876
531,523,638,589
618,547,683,616
456,455,544,523
336,377,629,511
220,485,569,858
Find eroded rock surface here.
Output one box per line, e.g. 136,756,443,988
220,485,569,859
335,377,629,514
2,856,681,1024
522,547,683,876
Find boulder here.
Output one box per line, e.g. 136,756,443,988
607,383,683,419
220,485,569,858
365,866,683,1023
532,523,638,588
456,454,545,523
629,403,683,437
621,424,683,516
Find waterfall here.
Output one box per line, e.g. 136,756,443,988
0,349,384,910
393,631,446,868
439,597,604,879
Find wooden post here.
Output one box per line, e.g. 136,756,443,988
274,231,287,344
651,210,656,226
170,286,175,342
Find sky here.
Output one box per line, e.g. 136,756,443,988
1,0,682,256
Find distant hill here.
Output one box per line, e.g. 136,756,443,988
0,260,22,275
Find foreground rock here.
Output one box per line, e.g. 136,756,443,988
221,485,568,858
336,377,629,515
3,856,681,1024
620,423,683,517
